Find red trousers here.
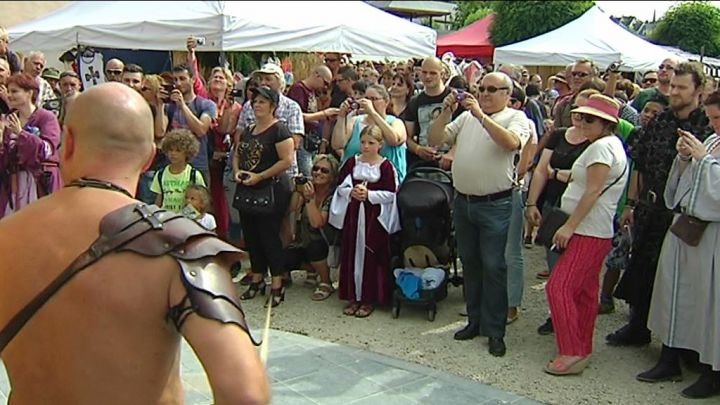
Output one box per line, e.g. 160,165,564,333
546,235,612,356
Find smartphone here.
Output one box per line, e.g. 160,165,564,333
161,83,176,103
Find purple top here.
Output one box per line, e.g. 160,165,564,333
0,107,62,218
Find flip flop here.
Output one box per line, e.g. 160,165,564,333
354,304,374,318
343,302,360,316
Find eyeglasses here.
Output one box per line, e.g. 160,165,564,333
571,71,590,78
106,69,123,76
366,96,384,101
658,64,675,71
477,86,509,94
643,78,658,84
572,112,597,124
312,165,331,174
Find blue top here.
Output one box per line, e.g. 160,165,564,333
341,114,407,183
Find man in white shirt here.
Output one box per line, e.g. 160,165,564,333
428,72,529,357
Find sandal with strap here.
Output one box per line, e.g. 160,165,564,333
343,302,360,316
240,280,267,300
544,356,590,376
355,304,374,318
304,272,319,287
311,283,335,301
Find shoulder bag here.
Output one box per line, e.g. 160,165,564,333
536,162,627,249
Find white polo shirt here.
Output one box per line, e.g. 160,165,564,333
446,108,529,196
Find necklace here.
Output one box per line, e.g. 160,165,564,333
65,178,134,199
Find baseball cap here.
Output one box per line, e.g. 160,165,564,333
254,63,284,79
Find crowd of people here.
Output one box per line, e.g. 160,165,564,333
2,25,720,402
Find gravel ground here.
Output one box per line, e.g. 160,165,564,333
237,247,716,405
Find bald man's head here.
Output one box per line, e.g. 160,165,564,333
309,65,332,91
105,59,125,82
420,57,444,92
63,83,154,176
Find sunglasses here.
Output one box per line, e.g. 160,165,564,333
572,112,598,124
643,78,658,84
106,69,123,75
658,64,675,71
366,96,384,101
571,71,590,78
312,165,331,174
477,86,509,94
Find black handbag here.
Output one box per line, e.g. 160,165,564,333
535,207,570,249
233,179,276,215
535,163,628,249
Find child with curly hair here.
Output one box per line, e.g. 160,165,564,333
151,129,206,212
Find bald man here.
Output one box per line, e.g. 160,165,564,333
105,58,125,82
0,83,269,405
403,57,464,169
287,64,339,157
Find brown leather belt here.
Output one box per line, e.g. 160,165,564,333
457,189,512,203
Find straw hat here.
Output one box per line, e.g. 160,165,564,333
571,94,620,124
549,71,567,85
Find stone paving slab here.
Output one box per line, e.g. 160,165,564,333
0,330,541,405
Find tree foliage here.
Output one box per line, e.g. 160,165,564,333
488,1,594,46
464,7,494,27
452,1,497,29
651,1,720,57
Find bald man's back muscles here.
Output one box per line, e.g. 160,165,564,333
0,83,269,405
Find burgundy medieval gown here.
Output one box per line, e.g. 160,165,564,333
329,156,400,306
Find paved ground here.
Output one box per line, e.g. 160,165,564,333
0,330,540,405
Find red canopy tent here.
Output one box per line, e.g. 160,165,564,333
436,14,494,59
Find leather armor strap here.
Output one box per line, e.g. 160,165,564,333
0,203,239,353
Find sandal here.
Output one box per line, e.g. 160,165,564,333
543,356,590,376
311,283,334,301
354,304,374,318
343,302,360,316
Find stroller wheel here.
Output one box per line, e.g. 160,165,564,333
392,304,400,319
427,306,436,322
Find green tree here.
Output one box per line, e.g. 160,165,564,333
651,1,720,57
489,1,594,46
452,1,497,29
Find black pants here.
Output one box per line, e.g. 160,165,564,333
614,203,674,330
240,211,286,277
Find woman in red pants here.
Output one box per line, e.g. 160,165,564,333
543,94,628,375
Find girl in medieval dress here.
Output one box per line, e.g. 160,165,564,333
329,125,400,318
643,94,720,399
0,73,62,219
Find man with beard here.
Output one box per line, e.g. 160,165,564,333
608,62,713,346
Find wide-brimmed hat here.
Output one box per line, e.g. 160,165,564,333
252,86,279,105
571,94,620,124
549,71,567,85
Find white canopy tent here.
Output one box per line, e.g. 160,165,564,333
8,1,436,58
493,6,674,71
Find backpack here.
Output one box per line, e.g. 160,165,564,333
158,166,199,197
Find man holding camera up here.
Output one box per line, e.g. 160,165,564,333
428,72,529,357
161,63,217,186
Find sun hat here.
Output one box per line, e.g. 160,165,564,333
549,71,567,85
253,63,284,79
570,94,620,124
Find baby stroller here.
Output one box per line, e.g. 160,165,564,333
391,167,459,321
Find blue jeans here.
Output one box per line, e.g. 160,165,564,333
454,195,512,338
505,189,525,308
137,170,157,205
296,144,313,178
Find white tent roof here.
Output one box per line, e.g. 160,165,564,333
493,6,674,71
8,1,436,58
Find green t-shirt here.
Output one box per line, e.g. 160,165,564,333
150,164,206,213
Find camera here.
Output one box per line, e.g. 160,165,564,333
229,88,243,99
294,176,309,186
607,61,622,73
350,99,360,110
240,172,251,181
195,36,206,46
161,83,176,103
455,89,467,102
